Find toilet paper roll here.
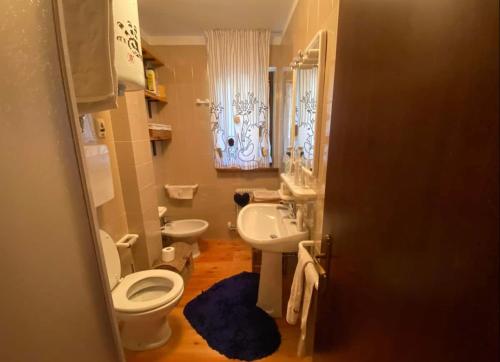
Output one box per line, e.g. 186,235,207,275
162,246,175,263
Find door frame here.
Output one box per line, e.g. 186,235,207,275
50,1,125,360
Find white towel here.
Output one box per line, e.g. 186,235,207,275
253,190,281,202
287,241,314,324
62,0,117,114
112,0,146,91
297,262,319,357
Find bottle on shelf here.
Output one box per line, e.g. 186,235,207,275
145,68,157,94
298,151,305,186
294,147,303,186
296,204,305,231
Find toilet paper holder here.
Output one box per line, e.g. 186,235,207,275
116,234,139,249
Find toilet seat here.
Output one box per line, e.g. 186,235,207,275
112,269,184,313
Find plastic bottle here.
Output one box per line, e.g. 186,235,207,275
298,151,305,186
296,204,304,231
294,151,302,185
284,150,291,175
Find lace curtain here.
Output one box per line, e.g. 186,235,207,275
282,80,293,157
206,30,271,169
295,67,318,164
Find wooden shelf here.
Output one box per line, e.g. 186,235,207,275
144,90,167,103
142,47,164,67
149,128,172,141
142,46,167,119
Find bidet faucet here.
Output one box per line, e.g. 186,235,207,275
160,217,172,227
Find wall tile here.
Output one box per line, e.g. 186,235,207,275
276,0,341,241
131,140,153,166
135,161,156,191
109,97,132,141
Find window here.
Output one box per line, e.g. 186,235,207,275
206,30,271,170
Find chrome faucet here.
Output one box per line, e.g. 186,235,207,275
278,201,297,219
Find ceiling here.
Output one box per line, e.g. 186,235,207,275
138,0,297,45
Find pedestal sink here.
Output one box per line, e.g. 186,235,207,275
237,203,309,317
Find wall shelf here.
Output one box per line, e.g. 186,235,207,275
277,188,294,201
149,128,172,156
145,90,167,103
149,128,172,141
142,48,164,67
142,46,167,118
280,173,317,201
144,89,167,118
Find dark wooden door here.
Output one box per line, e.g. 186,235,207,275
313,0,499,361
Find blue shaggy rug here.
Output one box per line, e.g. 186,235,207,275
183,272,281,361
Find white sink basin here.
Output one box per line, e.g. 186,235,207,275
161,219,208,238
237,203,309,317
237,203,308,253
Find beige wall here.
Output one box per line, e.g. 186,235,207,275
92,110,138,274
279,0,340,240
144,44,280,240
110,91,163,268
94,111,129,241
0,0,121,360
91,93,163,272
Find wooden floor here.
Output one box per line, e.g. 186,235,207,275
125,239,311,362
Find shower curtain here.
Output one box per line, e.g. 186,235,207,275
206,29,271,170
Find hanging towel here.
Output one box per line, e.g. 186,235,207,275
297,262,319,357
287,240,315,324
112,0,146,91
62,0,118,114
253,190,281,202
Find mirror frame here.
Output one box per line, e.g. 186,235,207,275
288,29,327,178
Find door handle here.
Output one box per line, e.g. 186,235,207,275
318,234,332,277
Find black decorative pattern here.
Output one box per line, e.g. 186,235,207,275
298,90,316,160
209,92,269,169
116,20,141,60
233,92,259,164
209,102,226,158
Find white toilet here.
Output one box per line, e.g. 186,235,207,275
98,229,184,351
161,219,209,258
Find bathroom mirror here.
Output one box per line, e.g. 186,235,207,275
288,30,327,176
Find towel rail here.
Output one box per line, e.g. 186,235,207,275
303,243,328,280
116,234,139,249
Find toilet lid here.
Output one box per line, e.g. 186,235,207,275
98,229,122,290
112,270,184,313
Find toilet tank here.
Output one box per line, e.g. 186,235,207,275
83,144,114,207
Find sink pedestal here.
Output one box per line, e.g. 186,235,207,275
237,203,309,318
257,251,282,318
